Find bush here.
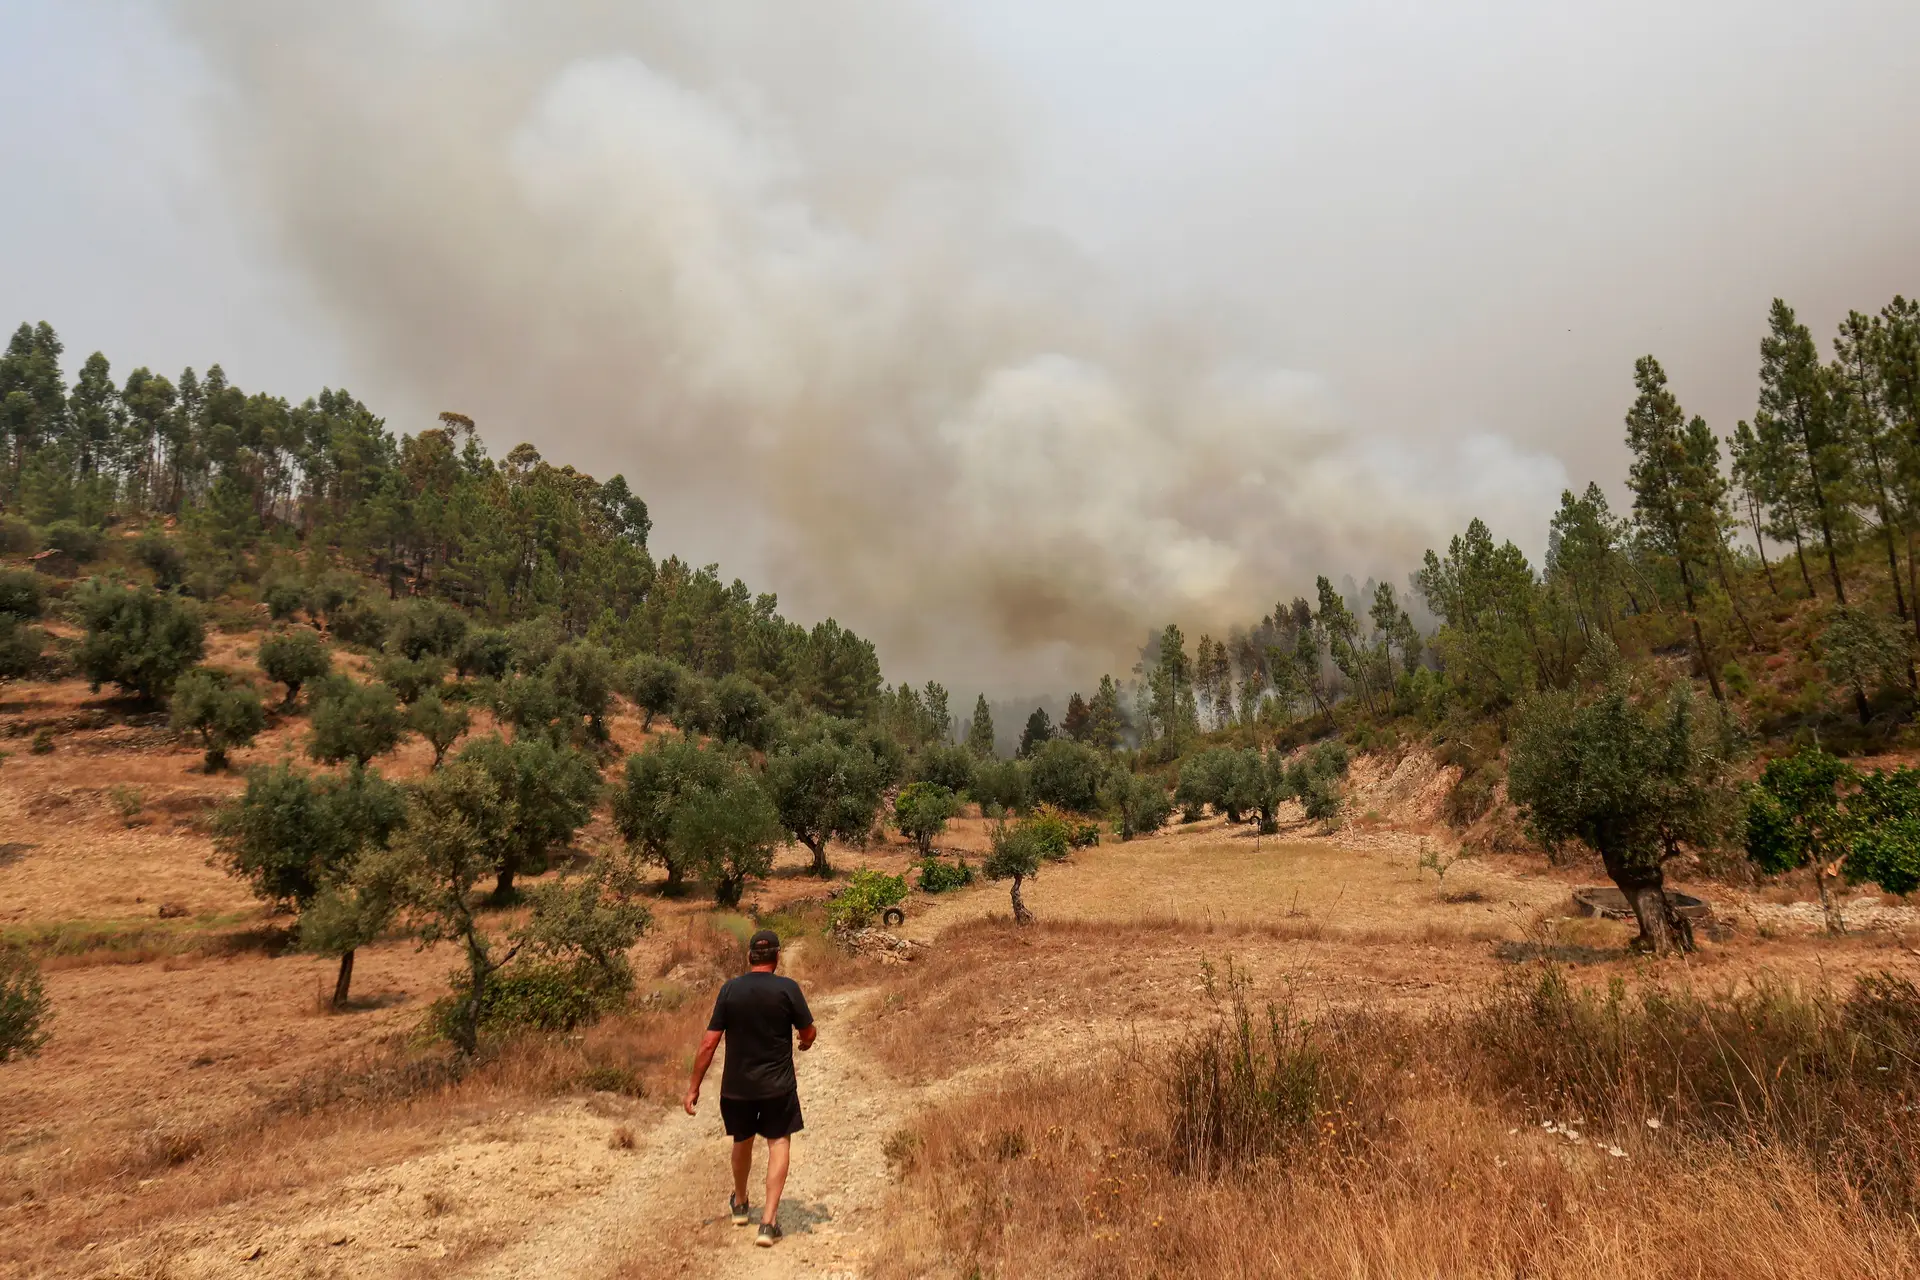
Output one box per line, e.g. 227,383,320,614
550,640,617,740
387,597,468,661
133,529,189,591
827,867,910,930
0,950,52,1061
915,854,974,893
261,578,306,622
74,579,206,702
620,653,684,731
0,516,33,554
373,652,449,704
914,742,977,796
408,691,472,768
169,667,268,770
712,672,773,749
0,569,45,680
455,627,514,680
507,615,565,674
433,957,630,1037
42,520,103,563
308,678,408,766
327,595,391,649
894,781,959,855
1026,738,1105,813
1020,805,1096,861
257,628,332,706
971,758,1029,813
1109,770,1172,840
0,569,45,620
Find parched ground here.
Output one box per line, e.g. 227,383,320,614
6,678,1920,1279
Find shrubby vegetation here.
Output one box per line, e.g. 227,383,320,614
0,950,51,1061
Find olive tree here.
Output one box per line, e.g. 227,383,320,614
612,737,730,892
764,737,886,877
620,653,684,732
1508,641,1742,954
308,678,409,767
408,691,472,769
984,820,1044,924
550,640,618,742
215,762,406,1007
454,733,602,903
169,667,268,771
256,628,331,708
74,579,205,703
671,767,784,906
893,781,959,855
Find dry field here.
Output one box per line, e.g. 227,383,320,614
5,675,1920,1278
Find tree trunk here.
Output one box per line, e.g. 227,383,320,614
491,868,516,904
1623,882,1692,955
1747,496,1779,597
1711,544,1760,649
1676,563,1724,702
1792,529,1816,598
1815,864,1846,936
1009,874,1033,925
332,949,355,1009
806,838,832,879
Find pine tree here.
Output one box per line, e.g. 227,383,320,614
1087,674,1126,749
1623,356,1724,701
1833,311,1910,623
1061,692,1093,743
966,694,996,758
1758,299,1853,605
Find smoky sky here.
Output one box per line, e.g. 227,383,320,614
5,2,1918,695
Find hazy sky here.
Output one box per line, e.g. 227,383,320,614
4,1,1917,692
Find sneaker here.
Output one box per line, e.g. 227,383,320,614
755,1222,782,1248
729,1195,751,1227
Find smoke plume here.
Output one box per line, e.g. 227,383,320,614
172,1,1564,692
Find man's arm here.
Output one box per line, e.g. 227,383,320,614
798,1024,817,1052
684,1029,723,1115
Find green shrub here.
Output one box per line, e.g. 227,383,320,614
915,854,974,893
170,667,268,771
914,742,977,796
374,652,449,704
307,678,408,766
455,627,514,681
1026,738,1106,813
132,533,189,590
261,578,306,621
74,579,206,702
42,520,103,563
387,597,469,661
1108,769,1172,840
0,951,51,1060
619,653,683,730
0,569,43,620
328,595,390,649
971,757,1029,813
433,957,631,1037
0,516,34,554
827,867,910,930
894,781,959,855
257,625,332,706
257,628,332,706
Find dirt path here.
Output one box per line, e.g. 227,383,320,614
461,989,904,1280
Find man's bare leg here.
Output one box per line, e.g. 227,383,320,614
762,1137,791,1226
731,1138,754,1207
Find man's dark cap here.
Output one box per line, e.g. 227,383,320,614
748,929,781,961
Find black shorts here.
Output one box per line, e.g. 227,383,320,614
719,1091,805,1141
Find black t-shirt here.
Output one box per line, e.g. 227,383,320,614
707,971,814,1099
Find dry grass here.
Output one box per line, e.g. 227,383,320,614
872,967,1920,1279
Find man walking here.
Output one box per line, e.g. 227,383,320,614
684,929,815,1248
